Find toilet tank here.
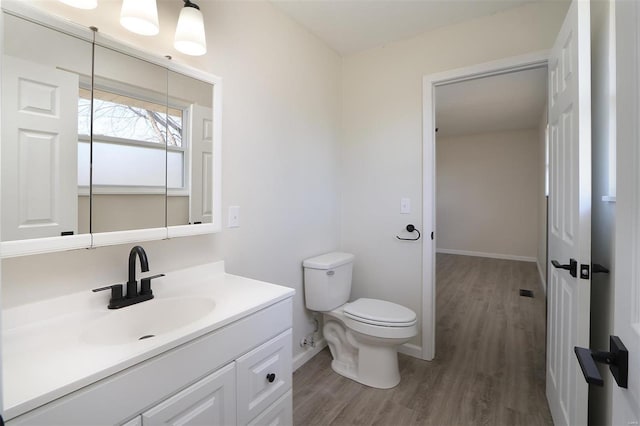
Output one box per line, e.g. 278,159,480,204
303,252,354,311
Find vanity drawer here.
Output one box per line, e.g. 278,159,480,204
247,390,292,426
236,329,292,425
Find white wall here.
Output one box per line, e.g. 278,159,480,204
537,106,548,291
436,129,540,260
341,2,568,347
1,0,341,363
589,0,616,424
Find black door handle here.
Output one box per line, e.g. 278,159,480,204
592,263,610,274
575,336,628,388
551,258,577,278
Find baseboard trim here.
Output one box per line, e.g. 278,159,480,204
292,338,327,372
436,248,537,263
398,343,422,359
536,260,547,294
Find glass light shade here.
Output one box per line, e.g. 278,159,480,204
58,0,97,9
120,0,159,36
174,6,207,56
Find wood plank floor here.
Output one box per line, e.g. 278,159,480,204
292,254,552,426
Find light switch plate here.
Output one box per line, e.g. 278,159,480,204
228,206,240,228
401,198,411,214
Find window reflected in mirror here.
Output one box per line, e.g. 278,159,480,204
89,45,168,233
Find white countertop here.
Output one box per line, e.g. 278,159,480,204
2,261,295,420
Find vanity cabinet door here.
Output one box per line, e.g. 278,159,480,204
142,362,236,426
236,329,292,425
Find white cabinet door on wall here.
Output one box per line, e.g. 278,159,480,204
142,363,236,426
1,55,79,241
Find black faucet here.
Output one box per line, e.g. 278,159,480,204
127,245,149,299
92,246,165,309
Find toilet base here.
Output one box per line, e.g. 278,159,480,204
330,342,401,389
323,315,408,389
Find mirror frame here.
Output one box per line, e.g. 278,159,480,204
0,1,222,258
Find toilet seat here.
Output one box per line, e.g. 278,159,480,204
343,298,416,327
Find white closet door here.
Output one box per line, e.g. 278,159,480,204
1,55,78,240
189,104,213,224
612,0,640,424
545,0,592,425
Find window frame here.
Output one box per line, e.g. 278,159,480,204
77,78,191,197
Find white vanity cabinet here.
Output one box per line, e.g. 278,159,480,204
140,362,237,426
6,297,294,426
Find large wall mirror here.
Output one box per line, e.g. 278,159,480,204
0,3,222,257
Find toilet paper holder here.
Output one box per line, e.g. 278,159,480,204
396,224,421,241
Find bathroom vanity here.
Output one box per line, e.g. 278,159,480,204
3,261,295,425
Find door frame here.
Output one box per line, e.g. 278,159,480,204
421,50,549,360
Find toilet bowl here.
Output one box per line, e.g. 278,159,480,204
303,252,417,389
323,298,417,388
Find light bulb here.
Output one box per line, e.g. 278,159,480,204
120,0,159,36
58,0,97,10
174,3,207,56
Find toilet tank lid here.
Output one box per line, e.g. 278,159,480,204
303,252,354,270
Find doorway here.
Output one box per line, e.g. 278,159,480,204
421,52,549,361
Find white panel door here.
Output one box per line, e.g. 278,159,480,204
545,1,591,425
142,362,236,426
612,0,640,424
1,55,78,241
189,104,213,225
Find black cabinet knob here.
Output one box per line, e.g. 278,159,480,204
266,373,276,383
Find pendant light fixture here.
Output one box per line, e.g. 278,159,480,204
120,0,160,36
174,0,207,56
58,0,97,9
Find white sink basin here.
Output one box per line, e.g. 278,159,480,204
81,297,215,346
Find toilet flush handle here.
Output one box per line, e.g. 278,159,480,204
327,270,335,276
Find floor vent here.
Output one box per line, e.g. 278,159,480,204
520,289,534,298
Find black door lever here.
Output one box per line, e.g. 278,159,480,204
592,263,610,274
575,335,628,388
551,258,578,277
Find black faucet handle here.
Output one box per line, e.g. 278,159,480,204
92,284,124,308
140,273,165,296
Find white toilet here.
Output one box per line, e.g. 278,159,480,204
303,252,417,389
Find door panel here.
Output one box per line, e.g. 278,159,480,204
1,55,79,241
546,1,591,425
189,104,213,225
612,0,640,423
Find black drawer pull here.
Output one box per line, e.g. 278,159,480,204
266,373,276,383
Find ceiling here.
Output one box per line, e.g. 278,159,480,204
271,0,539,55
435,66,548,138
